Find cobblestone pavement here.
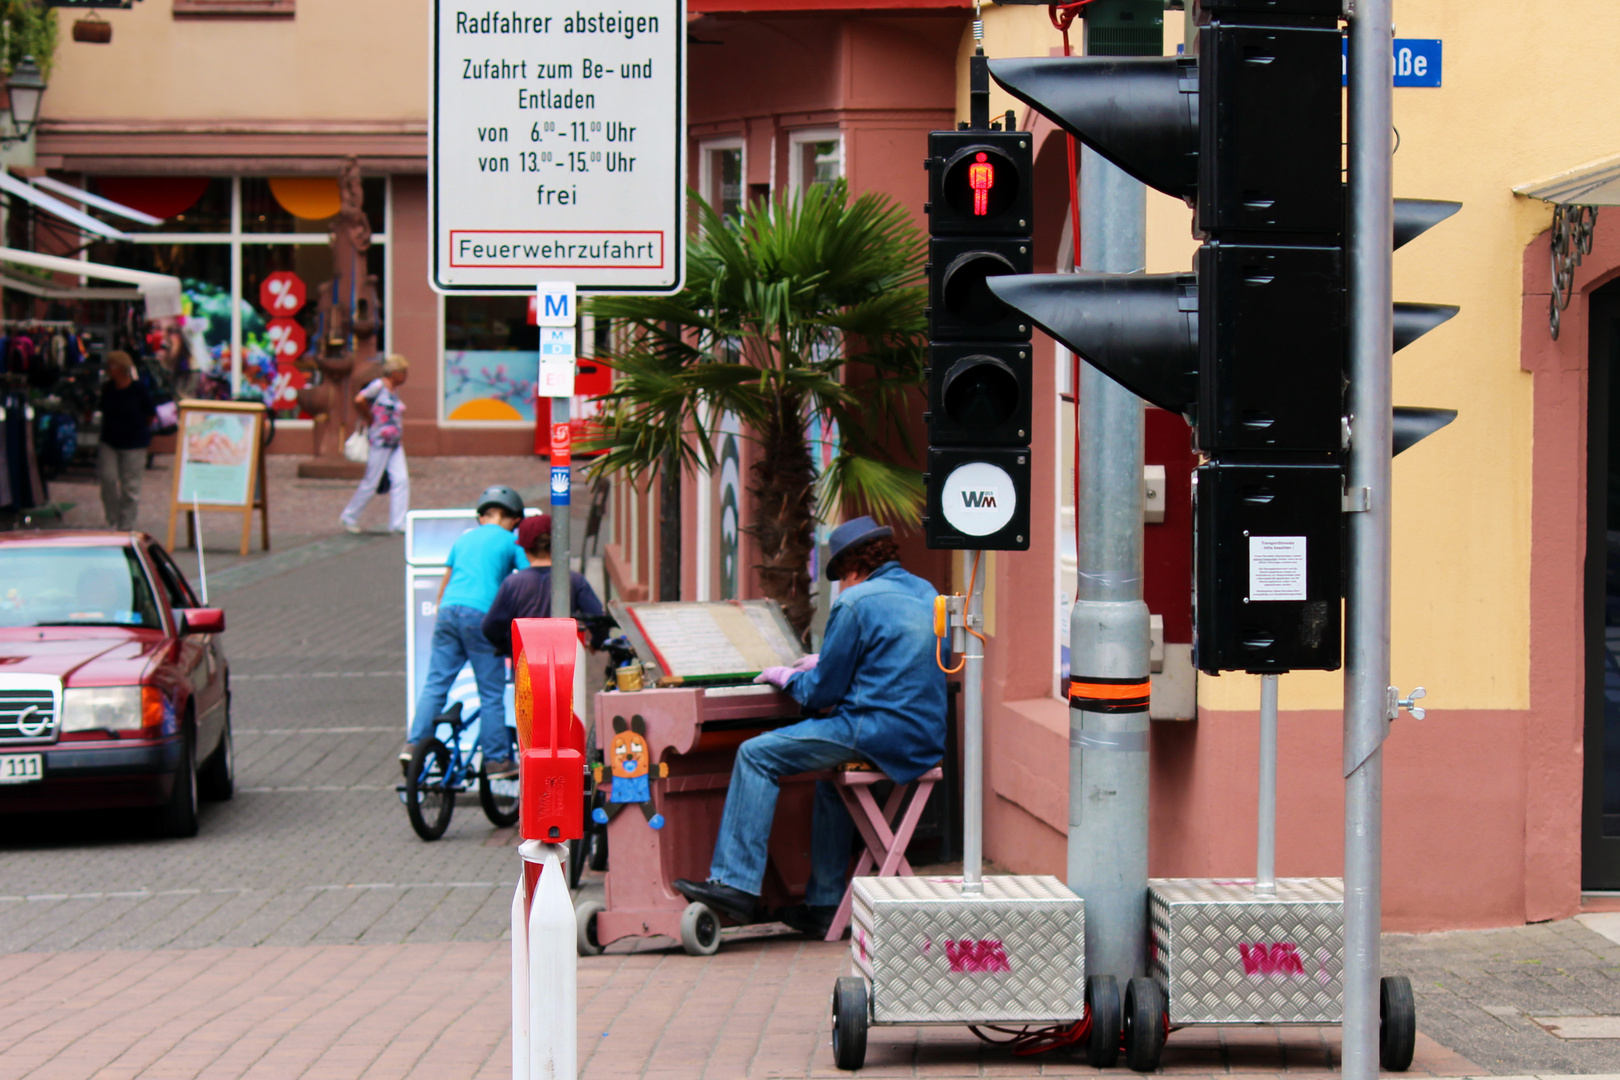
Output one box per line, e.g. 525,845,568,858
1,462,1618,1076
1381,915,1620,1075
44,452,554,576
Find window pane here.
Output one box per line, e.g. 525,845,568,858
242,176,387,234
85,176,232,234
801,139,841,189
709,148,742,220
242,243,387,419
444,295,538,424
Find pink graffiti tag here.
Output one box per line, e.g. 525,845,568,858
1238,942,1307,977
946,939,1012,974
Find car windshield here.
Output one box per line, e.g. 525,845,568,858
0,546,163,630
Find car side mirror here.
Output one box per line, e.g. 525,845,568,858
180,608,225,635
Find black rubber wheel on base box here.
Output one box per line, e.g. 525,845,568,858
1086,974,1121,1068
831,976,868,1071
1123,976,1166,1072
1380,975,1417,1071
405,738,454,840
574,900,605,956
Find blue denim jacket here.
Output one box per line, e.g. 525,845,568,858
784,561,946,784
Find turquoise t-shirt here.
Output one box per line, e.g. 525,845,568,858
439,522,524,612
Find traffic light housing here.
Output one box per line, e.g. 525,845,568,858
985,8,1461,674
922,110,1034,552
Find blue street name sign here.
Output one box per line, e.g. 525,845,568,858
1342,38,1443,88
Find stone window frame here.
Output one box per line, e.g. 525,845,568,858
173,0,295,18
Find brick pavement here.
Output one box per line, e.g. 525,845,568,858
0,933,1483,1080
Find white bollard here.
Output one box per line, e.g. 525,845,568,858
513,839,577,1079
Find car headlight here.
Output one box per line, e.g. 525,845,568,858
60,686,163,733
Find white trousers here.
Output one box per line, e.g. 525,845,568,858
340,444,410,532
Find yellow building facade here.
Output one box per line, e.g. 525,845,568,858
950,0,1620,929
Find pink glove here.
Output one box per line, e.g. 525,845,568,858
792,653,820,673
754,665,797,689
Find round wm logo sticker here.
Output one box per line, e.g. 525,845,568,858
941,462,1016,536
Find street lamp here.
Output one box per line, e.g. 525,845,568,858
3,56,46,147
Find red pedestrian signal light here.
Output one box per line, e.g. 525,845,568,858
969,153,993,216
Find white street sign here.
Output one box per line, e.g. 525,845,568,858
429,0,686,294
535,282,576,326
539,326,578,396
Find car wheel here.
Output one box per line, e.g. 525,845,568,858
155,725,199,838
198,698,234,802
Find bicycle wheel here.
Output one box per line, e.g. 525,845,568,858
479,761,521,828
406,738,455,840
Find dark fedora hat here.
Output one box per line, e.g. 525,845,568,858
825,516,893,580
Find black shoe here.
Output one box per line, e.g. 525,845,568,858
775,903,837,939
673,878,758,923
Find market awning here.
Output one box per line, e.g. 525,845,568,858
1514,152,1620,206
29,174,164,226
0,269,141,302
0,170,130,240
0,246,182,318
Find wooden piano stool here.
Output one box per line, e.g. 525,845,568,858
820,763,944,942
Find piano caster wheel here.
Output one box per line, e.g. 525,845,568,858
679,901,722,956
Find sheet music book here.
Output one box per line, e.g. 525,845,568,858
617,600,803,683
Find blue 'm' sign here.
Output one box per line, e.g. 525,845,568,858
1341,38,1443,88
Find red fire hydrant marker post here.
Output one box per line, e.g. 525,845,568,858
511,618,583,1080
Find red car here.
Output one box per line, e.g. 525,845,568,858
0,530,231,836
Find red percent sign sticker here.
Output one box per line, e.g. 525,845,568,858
260,270,307,317
266,318,308,361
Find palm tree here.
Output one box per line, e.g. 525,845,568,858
583,180,927,638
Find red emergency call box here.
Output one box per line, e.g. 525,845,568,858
513,618,585,842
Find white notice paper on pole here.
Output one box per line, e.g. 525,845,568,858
1248,536,1308,602
429,0,686,294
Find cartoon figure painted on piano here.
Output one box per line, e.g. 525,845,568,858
592,713,667,829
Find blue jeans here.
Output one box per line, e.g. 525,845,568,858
709,716,861,908
410,605,511,765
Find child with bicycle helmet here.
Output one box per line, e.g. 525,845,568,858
405,484,527,779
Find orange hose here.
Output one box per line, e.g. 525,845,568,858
936,551,987,675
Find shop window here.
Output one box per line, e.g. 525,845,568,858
78,175,389,420
443,295,538,425
700,139,744,220
789,130,842,192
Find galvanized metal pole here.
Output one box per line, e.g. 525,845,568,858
961,550,986,896
1256,674,1278,894
1344,2,1395,1078
1068,134,1151,981
551,395,572,619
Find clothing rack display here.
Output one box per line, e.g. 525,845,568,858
0,380,46,512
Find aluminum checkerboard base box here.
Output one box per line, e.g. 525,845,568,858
850,875,1085,1025
1149,877,1345,1025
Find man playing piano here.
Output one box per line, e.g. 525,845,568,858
674,516,947,940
